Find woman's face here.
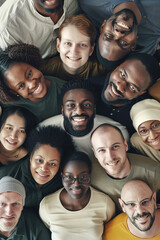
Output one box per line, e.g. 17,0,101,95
0,113,26,151
138,120,160,150
61,160,90,200
30,144,61,187
5,63,48,102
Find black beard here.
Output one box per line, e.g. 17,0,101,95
40,0,63,14
63,114,95,137
101,73,133,106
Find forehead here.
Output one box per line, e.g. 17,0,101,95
0,192,22,202
32,144,60,158
63,160,89,173
63,89,94,103
61,25,90,41
92,126,123,146
111,59,151,89
139,120,159,128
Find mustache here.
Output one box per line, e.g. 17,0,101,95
70,114,89,119
110,82,124,97
133,212,151,220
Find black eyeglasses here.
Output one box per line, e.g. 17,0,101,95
121,193,154,210
62,174,90,184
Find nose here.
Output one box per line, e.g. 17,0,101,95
104,150,114,163
41,163,48,171
135,204,144,215
116,80,127,93
149,130,157,140
70,44,79,54
114,28,125,40
5,205,13,215
10,130,18,139
74,105,84,115
73,178,80,187
27,79,36,90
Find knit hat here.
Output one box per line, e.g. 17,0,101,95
0,176,26,205
130,99,160,132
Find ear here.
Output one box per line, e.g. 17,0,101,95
61,105,64,115
119,198,125,212
124,139,128,152
153,192,157,206
89,43,95,57
130,37,138,52
56,38,60,53
9,89,19,96
100,20,107,33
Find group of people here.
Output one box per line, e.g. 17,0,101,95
0,0,160,239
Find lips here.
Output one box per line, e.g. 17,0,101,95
6,139,17,146
36,171,49,179
67,56,81,61
105,160,119,167
71,115,88,125
109,82,123,98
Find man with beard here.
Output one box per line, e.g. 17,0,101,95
95,53,160,135
103,180,160,240
0,176,51,239
78,0,160,70
90,124,160,213
40,80,129,158
0,0,80,58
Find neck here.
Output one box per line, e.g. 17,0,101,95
127,209,160,238
60,188,91,211
62,62,88,75
0,143,21,158
34,1,64,23
113,2,142,24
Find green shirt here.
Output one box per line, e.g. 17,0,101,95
0,209,51,240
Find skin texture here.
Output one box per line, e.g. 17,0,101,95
102,59,151,105
30,144,60,187
91,125,130,179
5,63,50,102
62,89,96,136
60,160,91,210
33,0,64,17
119,180,160,238
0,192,23,237
57,25,95,75
138,120,160,150
99,9,137,61
0,114,26,152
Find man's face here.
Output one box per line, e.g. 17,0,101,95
34,0,63,14
99,9,138,61
120,187,156,232
62,89,96,137
0,192,23,237
102,59,151,105
92,126,130,179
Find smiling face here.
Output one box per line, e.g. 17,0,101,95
99,9,137,61
102,59,151,105
5,63,48,102
57,24,94,74
30,144,61,187
0,114,26,152
62,89,96,136
119,181,156,234
62,160,90,200
138,120,160,150
91,125,130,179
0,192,23,237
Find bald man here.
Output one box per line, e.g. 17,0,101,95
90,123,160,212
103,180,160,239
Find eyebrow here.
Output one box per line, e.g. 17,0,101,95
64,99,93,104
35,155,59,162
5,123,25,129
121,67,141,92
139,120,158,129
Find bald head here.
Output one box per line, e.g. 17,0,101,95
121,180,153,200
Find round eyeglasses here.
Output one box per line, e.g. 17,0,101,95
139,122,160,136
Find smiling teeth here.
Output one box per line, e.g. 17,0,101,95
112,85,119,96
117,22,129,29
73,118,85,122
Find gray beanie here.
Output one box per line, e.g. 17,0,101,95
0,176,26,205
130,99,160,132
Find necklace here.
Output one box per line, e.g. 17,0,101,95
0,148,21,159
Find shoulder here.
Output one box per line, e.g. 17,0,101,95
39,114,63,127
